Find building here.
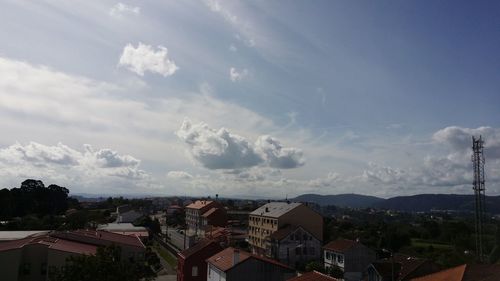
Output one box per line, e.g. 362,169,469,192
97,223,149,239
0,230,145,281
366,254,439,281
267,225,321,268
0,231,51,241
248,202,323,256
410,263,500,281
288,271,339,281
206,247,296,281
177,239,223,281
116,209,144,223
185,200,227,235
323,239,376,281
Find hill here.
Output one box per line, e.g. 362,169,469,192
373,194,500,213
292,193,384,208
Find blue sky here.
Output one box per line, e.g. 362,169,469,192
0,0,499,198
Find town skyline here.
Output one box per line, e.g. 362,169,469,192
0,1,499,198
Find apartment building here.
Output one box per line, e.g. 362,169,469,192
185,200,227,236
248,202,323,256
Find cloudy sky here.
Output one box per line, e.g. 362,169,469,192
0,0,499,198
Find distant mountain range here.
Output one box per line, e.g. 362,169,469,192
292,193,384,208
292,193,500,213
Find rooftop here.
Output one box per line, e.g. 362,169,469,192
206,247,292,272
179,238,221,259
186,200,215,210
323,239,358,253
97,223,147,231
288,271,339,281
0,235,97,255
250,202,301,218
410,264,465,281
0,230,51,241
52,229,145,248
411,264,500,281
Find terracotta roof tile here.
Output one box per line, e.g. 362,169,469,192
206,247,251,272
186,200,215,210
323,239,358,253
179,239,219,259
288,271,339,281
410,264,465,281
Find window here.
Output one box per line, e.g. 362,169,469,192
295,247,301,255
303,247,308,255
338,255,344,263
310,247,315,255
303,234,308,240
192,266,198,277
326,252,331,259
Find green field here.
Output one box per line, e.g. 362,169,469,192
411,239,454,250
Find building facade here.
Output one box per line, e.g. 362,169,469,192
206,247,295,281
323,239,376,281
185,201,226,236
248,202,323,256
267,225,321,268
177,239,223,281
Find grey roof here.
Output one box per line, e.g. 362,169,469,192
250,202,301,218
97,223,147,231
0,230,51,241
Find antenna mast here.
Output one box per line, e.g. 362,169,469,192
472,135,486,263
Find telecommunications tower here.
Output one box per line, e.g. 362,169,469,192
472,135,486,262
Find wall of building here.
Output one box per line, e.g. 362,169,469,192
248,215,278,252
227,258,295,281
0,248,22,281
18,244,49,281
280,205,323,241
270,228,321,268
207,264,226,281
344,244,376,273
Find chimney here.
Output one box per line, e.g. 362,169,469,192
233,249,240,265
265,207,269,212
216,194,219,201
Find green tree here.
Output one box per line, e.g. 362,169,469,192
49,245,156,281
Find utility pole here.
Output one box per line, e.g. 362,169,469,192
472,135,486,263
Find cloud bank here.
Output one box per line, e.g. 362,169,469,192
176,119,304,170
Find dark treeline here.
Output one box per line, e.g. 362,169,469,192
0,179,79,219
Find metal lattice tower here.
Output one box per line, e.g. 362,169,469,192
472,135,486,262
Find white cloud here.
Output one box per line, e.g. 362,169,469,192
176,119,305,170
229,67,248,81
433,126,500,158
255,135,304,169
229,44,237,52
118,42,179,77
109,3,140,18
0,142,148,193
166,170,193,180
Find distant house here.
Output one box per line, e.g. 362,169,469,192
323,239,375,281
185,201,227,236
116,210,144,223
266,225,321,268
206,247,296,281
177,239,223,281
409,263,500,281
366,254,439,281
288,271,339,281
167,205,183,216
248,202,323,256
0,230,145,281
97,223,149,239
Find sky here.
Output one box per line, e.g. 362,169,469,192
0,0,499,198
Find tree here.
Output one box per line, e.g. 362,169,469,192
327,265,344,279
305,261,325,273
49,245,156,281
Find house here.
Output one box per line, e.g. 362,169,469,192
185,200,227,236
323,239,376,281
248,202,323,256
97,223,149,239
267,225,321,268
288,271,339,281
0,230,145,281
177,239,223,281
206,247,296,281
410,263,500,281
366,254,439,281
116,210,144,223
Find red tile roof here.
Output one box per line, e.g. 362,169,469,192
201,207,220,218
186,200,215,210
179,239,220,259
323,239,358,253
52,230,145,248
206,247,292,272
410,264,465,281
206,247,252,272
0,235,97,255
288,271,339,281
